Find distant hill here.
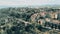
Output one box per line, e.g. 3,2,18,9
0,5,60,9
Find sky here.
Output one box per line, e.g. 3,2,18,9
0,0,60,7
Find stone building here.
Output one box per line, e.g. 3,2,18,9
50,12,58,19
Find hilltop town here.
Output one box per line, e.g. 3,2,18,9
31,11,60,29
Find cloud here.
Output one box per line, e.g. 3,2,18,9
0,1,19,5
0,0,60,6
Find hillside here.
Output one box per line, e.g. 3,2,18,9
0,7,60,34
